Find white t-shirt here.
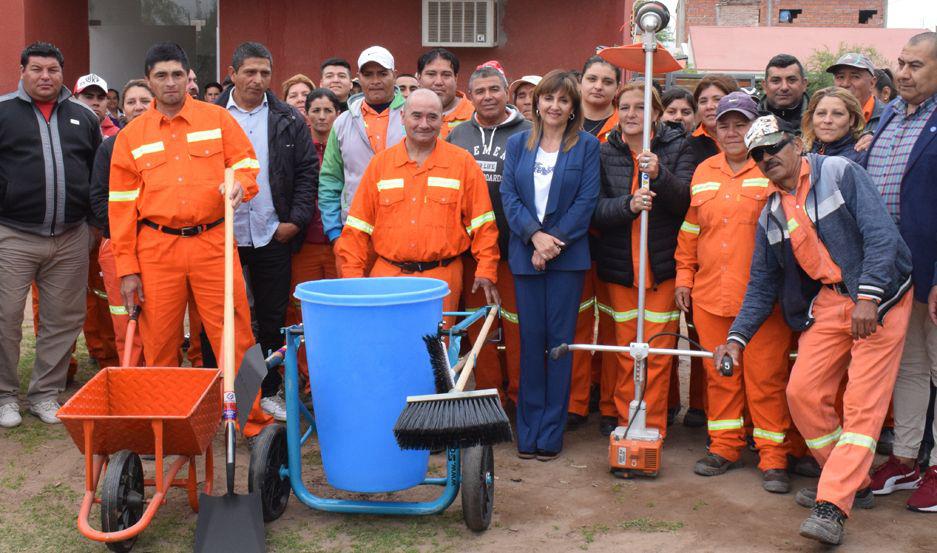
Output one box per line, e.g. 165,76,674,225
533,147,558,222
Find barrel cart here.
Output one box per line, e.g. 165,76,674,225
249,277,499,531
58,362,220,552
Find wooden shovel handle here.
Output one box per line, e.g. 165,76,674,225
453,306,498,392
223,168,235,394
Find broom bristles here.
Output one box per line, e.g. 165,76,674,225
393,389,513,451
423,334,454,394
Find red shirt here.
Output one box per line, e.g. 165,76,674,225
35,100,55,122
304,138,329,244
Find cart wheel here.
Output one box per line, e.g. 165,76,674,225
248,424,291,522
460,445,494,532
101,450,145,553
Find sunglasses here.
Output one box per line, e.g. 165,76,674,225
751,137,792,162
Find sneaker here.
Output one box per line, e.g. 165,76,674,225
907,466,937,512
28,400,61,424
682,408,706,428
260,393,287,422
0,403,22,428
599,416,617,437
763,469,791,494
694,452,742,476
566,412,588,431
870,455,921,495
799,501,846,545
795,486,874,510
876,427,895,455
517,450,536,460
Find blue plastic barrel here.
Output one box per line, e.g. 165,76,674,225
294,277,449,492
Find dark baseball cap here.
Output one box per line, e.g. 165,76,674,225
715,91,759,122
825,53,876,76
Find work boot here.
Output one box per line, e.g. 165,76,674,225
599,416,617,437
566,412,588,430
907,466,937,512
876,427,895,455
682,408,706,428
799,501,846,545
694,452,742,476
870,455,921,495
795,486,874,510
790,455,822,478
762,469,791,494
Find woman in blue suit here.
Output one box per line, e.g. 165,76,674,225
500,70,600,461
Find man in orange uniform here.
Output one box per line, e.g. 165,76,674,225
417,48,474,139
336,89,500,314
675,93,793,493
716,115,913,545
108,42,272,437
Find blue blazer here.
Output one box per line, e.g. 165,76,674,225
864,100,937,302
500,130,600,275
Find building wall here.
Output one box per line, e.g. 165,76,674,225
683,0,885,29
220,0,630,89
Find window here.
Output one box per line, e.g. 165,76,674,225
778,9,802,24
859,10,877,24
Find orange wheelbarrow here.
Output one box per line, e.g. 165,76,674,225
58,311,221,552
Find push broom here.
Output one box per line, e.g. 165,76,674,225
394,305,513,451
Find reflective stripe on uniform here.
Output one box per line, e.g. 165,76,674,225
131,141,165,159
741,178,770,188
691,182,721,195
465,211,496,234
680,221,700,235
500,308,519,324
835,432,877,452
753,428,786,444
109,305,128,315
579,297,595,313
109,189,140,202
91,288,108,300
231,157,260,170
596,302,680,324
345,215,374,235
427,176,461,190
805,426,843,450
787,218,799,234
708,417,744,431
186,128,222,143
377,178,405,191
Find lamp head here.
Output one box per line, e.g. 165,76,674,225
636,1,670,34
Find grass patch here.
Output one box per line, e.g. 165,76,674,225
692,499,708,511
0,482,97,553
321,513,460,553
3,417,63,453
579,523,609,549
619,517,684,533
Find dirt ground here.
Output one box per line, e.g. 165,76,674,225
2,302,935,552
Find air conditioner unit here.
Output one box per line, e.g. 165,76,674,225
423,0,498,48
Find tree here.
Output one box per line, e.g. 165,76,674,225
805,43,890,97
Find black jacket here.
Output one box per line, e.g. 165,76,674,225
592,125,694,287
758,94,809,132
216,88,318,250
0,82,101,236
90,134,116,236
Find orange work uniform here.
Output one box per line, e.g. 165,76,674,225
335,139,499,314
600,151,681,435
439,93,475,139
779,159,912,515
108,96,273,437
84,238,120,368
675,153,793,470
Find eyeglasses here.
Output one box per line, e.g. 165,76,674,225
751,137,792,162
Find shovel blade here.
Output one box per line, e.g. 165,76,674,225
194,492,265,552
236,343,268,434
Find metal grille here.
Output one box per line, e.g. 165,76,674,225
425,1,493,46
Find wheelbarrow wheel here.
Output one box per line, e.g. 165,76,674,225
248,423,291,522
101,450,145,553
460,445,494,532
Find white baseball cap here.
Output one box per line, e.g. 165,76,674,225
357,46,395,71
509,75,541,97
74,73,108,95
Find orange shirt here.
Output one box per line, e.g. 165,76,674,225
336,138,500,282
439,93,474,139
361,101,392,153
630,151,654,287
675,153,770,317
597,112,619,144
862,94,875,123
692,125,721,152
109,96,259,278
775,158,842,285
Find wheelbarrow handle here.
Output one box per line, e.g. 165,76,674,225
452,305,498,392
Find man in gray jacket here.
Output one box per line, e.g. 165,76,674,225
715,115,913,546
447,64,530,407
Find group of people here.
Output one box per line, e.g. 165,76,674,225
1,29,936,547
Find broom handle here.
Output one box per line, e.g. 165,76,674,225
453,306,498,392
223,168,235,394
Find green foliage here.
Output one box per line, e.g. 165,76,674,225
806,43,890,97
